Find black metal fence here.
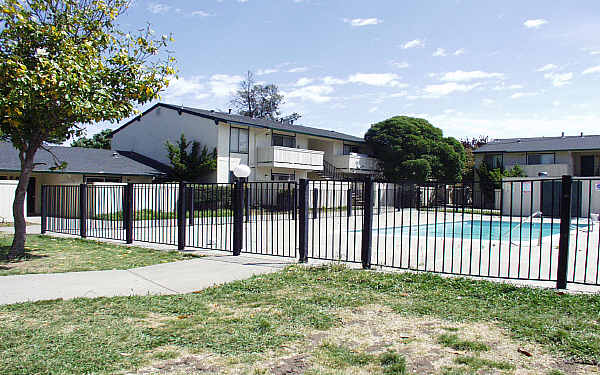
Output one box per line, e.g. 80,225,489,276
42,175,600,289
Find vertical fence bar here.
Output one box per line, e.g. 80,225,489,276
361,178,374,269
188,186,194,226
177,182,187,250
125,183,134,244
233,180,243,256
298,179,309,263
312,188,319,219
347,188,353,217
41,185,47,234
556,175,572,289
79,184,87,238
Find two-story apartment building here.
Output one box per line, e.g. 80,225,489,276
111,103,381,182
473,134,600,177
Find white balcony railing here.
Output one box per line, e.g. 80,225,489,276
257,146,324,170
328,154,381,173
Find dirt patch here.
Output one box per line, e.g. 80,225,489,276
134,305,599,374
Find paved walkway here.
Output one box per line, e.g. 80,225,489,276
0,254,293,305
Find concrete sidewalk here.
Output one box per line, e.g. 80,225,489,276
0,254,293,305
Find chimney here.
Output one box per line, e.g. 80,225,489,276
228,109,232,114
581,132,584,137
561,132,565,138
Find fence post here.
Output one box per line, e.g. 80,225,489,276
233,180,244,256
188,186,194,226
79,184,87,238
361,178,374,269
556,175,572,290
298,179,309,263
177,182,187,250
347,188,353,217
41,185,47,234
245,185,250,222
125,183,134,244
312,188,319,219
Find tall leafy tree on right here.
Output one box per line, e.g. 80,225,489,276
365,116,466,183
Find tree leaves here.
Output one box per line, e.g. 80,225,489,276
165,134,217,182
365,116,467,183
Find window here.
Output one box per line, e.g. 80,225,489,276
0,176,7,180
271,173,295,181
85,176,122,183
527,153,554,165
272,134,296,148
343,144,360,155
484,154,503,169
230,127,249,153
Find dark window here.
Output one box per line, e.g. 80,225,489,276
230,127,249,153
85,176,122,183
0,176,7,180
484,154,503,169
343,144,360,155
272,134,296,148
527,153,554,165
271,173,295,181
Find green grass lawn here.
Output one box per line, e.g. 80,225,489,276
0,265,598,374
0,234,199,276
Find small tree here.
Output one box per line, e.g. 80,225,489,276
70,129,113,149
165,134,217,182
0,0,176,258
365,116,466,183
230,71,301,122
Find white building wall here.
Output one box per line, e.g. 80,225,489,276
111,106,219,167
0,181,23,222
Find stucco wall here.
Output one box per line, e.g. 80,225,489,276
0,181,23,222
111,106,219,167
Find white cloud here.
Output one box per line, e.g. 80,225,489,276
343,18,382,27
454,48,466,56
148,3,171,14
287,67,309,73
582,65,600,75
422,82,480,97
348,73,403,87
369,107,378,113
256,68,278,76
439,70,504,82
191,10,212,17
402,39,425,49
209,74,243,97
163,76,208,100
295,77,314,86
524,19,548,28
390,61,409,69
322,76,347,85
492,83,524,91
536,64,558,72
510,92,539,99
544,72,573,87
286,85,334,103
482,98,495,106
433,48,447,57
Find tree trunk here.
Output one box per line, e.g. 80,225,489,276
9,151,36,259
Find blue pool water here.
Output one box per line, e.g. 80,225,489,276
376,220,570,241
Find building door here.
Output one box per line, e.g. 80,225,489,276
581,156,595,177
27,177,36,216
541,180,582,218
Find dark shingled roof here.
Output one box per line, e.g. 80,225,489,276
474,135,600,153
112,103,365,143
0,142,162,176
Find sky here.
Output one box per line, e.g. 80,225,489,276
87,0,600,141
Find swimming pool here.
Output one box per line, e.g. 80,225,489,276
376,220,568,241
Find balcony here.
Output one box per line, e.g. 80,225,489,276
519,163,571,177
328,154,381,174
257,146,324,170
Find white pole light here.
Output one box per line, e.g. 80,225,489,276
233,164,251,179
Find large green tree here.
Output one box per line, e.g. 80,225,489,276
0,0,176,258
365,116,466,182
165,134,217,182
70,129,113,149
